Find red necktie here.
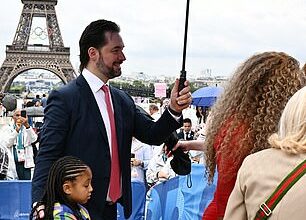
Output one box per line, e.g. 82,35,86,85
101,85,121,202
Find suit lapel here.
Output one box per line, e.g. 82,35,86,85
76,75,108,143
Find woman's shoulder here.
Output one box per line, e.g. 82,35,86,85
243,148,280,165
241,148,306,173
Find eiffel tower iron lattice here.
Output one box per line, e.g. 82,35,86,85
0,0,76,93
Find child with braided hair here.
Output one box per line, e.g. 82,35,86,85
31,156,93,220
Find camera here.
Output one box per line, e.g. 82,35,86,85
21,110,27,118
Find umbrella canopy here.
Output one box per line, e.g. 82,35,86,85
191,86,224,107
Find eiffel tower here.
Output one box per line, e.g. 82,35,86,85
0,0,76,93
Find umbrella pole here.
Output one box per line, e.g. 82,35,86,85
178,0,190,93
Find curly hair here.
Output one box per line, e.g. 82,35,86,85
269,86,306,154
204,52,305,183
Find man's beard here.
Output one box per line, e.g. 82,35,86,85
96,56,122,79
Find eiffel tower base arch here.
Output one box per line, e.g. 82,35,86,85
0,48,76,93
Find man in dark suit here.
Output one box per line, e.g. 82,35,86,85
31,19,192,220
177,118,195,140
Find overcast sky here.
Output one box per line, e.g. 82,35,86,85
1,0,306,78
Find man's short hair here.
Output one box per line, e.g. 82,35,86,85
183,118,192,124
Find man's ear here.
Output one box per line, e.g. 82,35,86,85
63,181,72,195
88,47,98,60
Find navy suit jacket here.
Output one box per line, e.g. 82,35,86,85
31,74,182,219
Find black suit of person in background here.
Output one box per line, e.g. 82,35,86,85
31,19,192,220
177,118,195,140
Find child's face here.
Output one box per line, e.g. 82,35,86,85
65,167,93,204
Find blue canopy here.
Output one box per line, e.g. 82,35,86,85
191,86,223,107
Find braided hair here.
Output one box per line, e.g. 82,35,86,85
32,156,90,219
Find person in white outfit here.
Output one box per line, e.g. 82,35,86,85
0,123,20,180
148,104,160,122
0,139,9,180
0,103,6,117
146,144,176,187
2,109,37,180
130,138,153,183
148,104,163,157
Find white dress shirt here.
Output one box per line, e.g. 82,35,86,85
82,68,121,201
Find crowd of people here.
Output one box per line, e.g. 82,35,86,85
0,93,49,181
0,18,305,220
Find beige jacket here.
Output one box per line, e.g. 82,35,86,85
224,148,306,220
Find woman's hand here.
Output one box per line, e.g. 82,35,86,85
172,141,190,152
171,140,205,153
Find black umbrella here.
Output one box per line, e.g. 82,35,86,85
178,0,190,92
164,131,191,175
167,0,192,176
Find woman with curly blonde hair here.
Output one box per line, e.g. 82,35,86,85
224,86,306,219
173,51,305,220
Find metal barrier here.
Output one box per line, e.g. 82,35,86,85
146,164,217,220
0,164,217,220
0,180,31,220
